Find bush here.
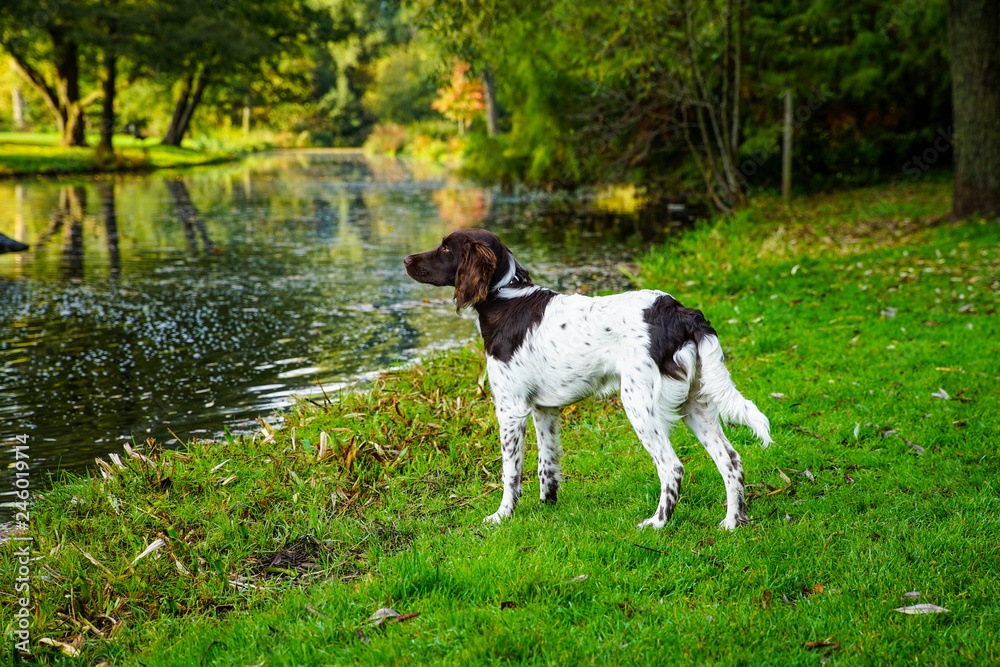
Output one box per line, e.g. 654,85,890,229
362,123,408,155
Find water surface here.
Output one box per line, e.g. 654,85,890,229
0,151,688,512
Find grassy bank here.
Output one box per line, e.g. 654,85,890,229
0,132,235,178
3,182,999,665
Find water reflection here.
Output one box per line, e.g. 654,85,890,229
0,152,689,512
166,179,215,254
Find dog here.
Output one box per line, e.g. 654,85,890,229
404,229,771,529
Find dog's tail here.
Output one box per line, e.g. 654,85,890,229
696,334,772,447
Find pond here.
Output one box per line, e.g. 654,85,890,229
0,151,690,514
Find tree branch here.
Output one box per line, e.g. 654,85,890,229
4,47,61,117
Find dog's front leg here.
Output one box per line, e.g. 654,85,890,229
483,404,528,525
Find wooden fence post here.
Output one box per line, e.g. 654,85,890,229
782,89,793,205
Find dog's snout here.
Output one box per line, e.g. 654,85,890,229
403,255,413,267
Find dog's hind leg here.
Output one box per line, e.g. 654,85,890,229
620,371,685,529
532,406,562,504
683,399,748,529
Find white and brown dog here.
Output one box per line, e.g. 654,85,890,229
404,229,771,529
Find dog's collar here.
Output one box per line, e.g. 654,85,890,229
489,252,519,293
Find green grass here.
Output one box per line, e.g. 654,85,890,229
2,182,999,665
0,132,234,177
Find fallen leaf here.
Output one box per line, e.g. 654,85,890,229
500,601,518,610
804,637,839,650
770,392,786,400
317,431,329,462
367,608,400,626
902,591,921,599
355,630,370,644
930,388,950,400
131,538,167,566
38,638,80,657
895,603,950,614
802,469,815,482
570,574,589,582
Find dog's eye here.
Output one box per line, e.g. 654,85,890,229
441,246,450,253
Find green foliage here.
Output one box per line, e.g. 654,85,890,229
407,0,952,194
362,42,439,125
743,0,951,191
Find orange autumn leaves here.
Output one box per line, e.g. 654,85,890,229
432,59,485,133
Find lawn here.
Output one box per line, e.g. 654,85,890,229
2,182,998,665
0,132,233,178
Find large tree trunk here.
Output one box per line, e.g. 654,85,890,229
947,0,1000,219
51,28,87,147
162,66,210,147
98,48,117,154
483,64,498,137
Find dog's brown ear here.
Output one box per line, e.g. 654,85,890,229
455,241,496,310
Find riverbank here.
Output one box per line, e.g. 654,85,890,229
0,132,237,179
2,181,998,665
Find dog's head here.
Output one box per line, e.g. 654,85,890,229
404,229,525,310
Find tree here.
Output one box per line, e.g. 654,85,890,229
677,0,745,210
0,0,103,146
431,59,485,134
412,0,510,137
309,0,407,146
947,0,1000,219
154,0,314,146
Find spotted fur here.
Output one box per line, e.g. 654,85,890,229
404,229,772,530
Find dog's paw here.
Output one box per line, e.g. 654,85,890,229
719,515,749,530
637,516,666,530
482,512,509,525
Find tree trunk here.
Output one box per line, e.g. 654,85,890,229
483,64,498,137
5,29,99,147
162,66,210,147
51,28,87,147
242,104,251,137
98,48,117,154
947,0,1000,219
162,72,193,146
12,86,25,130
